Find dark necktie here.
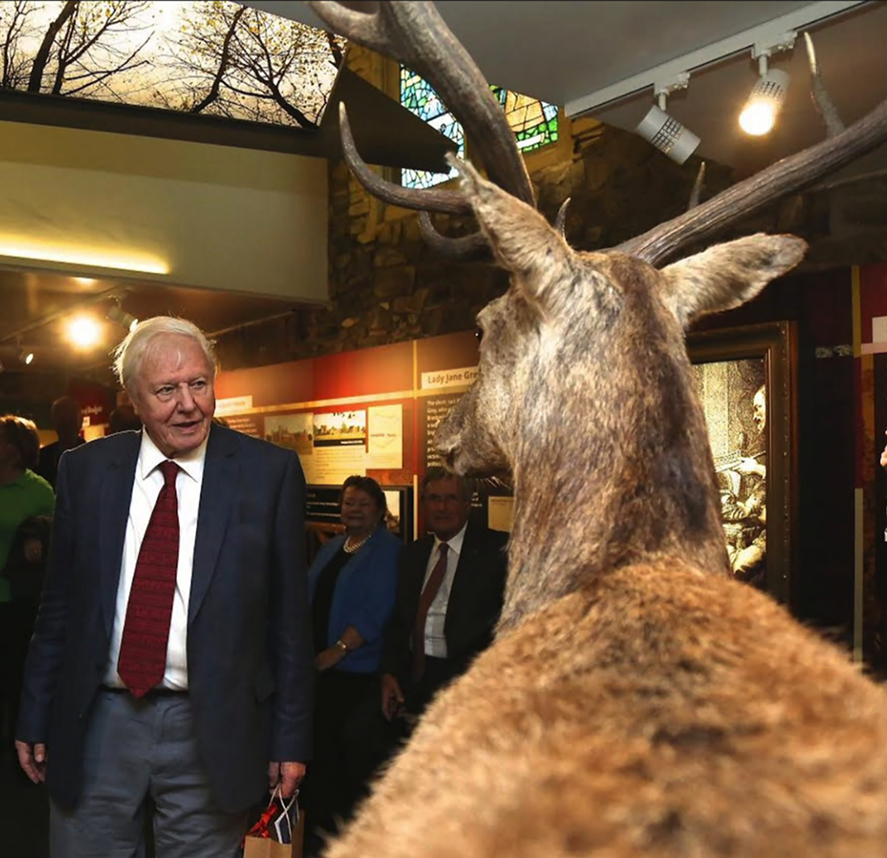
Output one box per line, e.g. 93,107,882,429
117,460,180,698
412,542,449,681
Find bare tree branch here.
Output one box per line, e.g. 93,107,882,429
326,29,344,68
190,4,246,113
0,1,34,89
62,45,152,98
51,6,78,94
167,0,341,127
28,0,77,92
52,1,153,97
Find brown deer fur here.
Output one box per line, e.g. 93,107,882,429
321,159,887,857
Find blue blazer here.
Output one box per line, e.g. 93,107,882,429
16,424,314,813
308,527,401,674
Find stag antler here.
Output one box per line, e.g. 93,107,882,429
619,28,887,266
804,31,845,138
309,0,534,256
316,1,887,268
687,162,706,211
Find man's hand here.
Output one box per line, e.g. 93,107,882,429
268,761,306,799
381,673,405,721
15,740,47,784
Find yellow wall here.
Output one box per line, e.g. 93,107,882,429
0,120,329,302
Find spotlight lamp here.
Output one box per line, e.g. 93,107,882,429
13,338,34,366
635,74,700,165
739,33,796,137
106,298,139,332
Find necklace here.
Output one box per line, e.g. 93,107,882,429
344,533,371,554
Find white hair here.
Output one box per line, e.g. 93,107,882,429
112,316,217,392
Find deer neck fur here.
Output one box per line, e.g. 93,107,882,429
497,255,731,631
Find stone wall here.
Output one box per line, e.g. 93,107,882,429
215,45,733,372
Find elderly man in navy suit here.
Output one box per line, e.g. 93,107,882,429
15,316,313,858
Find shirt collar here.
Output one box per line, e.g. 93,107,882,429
138,428,208,483
433,520,468,556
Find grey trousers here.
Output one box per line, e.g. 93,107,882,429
50,689,248,858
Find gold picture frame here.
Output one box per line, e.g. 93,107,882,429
688,321,798,605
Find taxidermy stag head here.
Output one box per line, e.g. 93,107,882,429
309,2,887,856
308,0,887,626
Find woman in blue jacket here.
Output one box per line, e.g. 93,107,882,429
303,474,401,850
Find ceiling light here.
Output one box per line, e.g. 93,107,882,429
0,239,169,275
66,315,103,349
739,34,795,137
635,75,700,165
17,343,34,365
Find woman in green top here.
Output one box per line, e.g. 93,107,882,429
0,414,55,753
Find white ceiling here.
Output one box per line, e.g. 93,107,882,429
244,0,887,180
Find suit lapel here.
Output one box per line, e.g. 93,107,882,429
188,425,237,624
99,435,140,637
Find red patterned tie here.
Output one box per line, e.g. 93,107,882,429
117,460,180,698
412,542,448,681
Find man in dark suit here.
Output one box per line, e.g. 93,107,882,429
380,468,509,718
344,467,508,808
15,316,313,858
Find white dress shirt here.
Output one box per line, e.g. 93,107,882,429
421,521,468,658
103,430,208,690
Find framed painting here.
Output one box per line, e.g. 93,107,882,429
687,321,798,605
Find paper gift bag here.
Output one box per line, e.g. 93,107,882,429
243,836,294,858
243,788,304,858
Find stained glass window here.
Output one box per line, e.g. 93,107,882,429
399,66,559,189
491,86,559,153
399,66,464,190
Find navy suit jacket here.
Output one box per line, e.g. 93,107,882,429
17,424,314,813
381,520,508,692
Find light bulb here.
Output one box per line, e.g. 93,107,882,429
67,315,102,349
739,69,790,136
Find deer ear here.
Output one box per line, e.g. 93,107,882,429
450,155,569,307
659,234,807,328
